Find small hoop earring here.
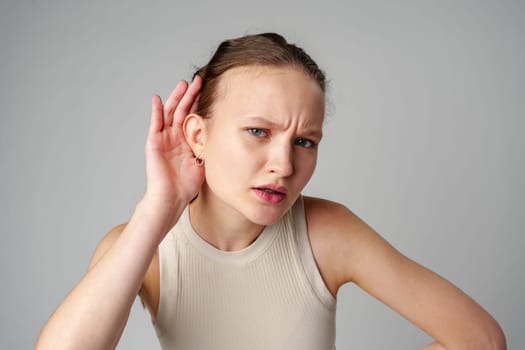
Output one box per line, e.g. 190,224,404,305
194,154,204,167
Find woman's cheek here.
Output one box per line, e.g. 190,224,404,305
297,153,318,182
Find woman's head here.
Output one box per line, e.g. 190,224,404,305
193,32,326,118
184,33,326,225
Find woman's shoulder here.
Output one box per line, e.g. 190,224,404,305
302,196,350,221
302,195,383,294
302,195,365,238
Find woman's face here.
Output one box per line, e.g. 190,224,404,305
201,65,325,225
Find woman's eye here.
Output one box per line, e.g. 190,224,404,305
295,138,316,148
247,128,268,137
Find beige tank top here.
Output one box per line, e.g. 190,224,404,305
153,196,336,349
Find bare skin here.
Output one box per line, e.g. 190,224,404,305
36,68,506,350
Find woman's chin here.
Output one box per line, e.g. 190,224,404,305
245,206,289,226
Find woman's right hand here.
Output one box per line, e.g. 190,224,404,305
143,75,205,211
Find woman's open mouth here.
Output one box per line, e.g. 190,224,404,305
253,185,287,204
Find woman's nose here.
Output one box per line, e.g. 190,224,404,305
267,143,294,177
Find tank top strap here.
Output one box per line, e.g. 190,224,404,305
292,196,337,310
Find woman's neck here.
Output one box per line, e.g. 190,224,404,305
188,190,265,252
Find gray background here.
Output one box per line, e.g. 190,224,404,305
1,0,523,349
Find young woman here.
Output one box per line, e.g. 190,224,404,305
36,33,506,350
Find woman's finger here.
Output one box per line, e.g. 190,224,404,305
173,75,203,125
163,80,189,127
149,95,164,134
190,93,200,114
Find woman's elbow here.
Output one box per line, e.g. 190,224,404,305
477,318,507,350
488,323,507,350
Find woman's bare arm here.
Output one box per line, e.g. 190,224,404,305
36,77,204,349
305,197,506,350
36,200,184,350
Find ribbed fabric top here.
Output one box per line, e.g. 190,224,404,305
153,196,336,350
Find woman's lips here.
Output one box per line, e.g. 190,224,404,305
253,185,287,204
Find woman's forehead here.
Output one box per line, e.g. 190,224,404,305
214,65,325,112
206,66,325,132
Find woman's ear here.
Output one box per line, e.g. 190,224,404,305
182,113,206,155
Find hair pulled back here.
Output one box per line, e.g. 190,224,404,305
193,32,326,117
